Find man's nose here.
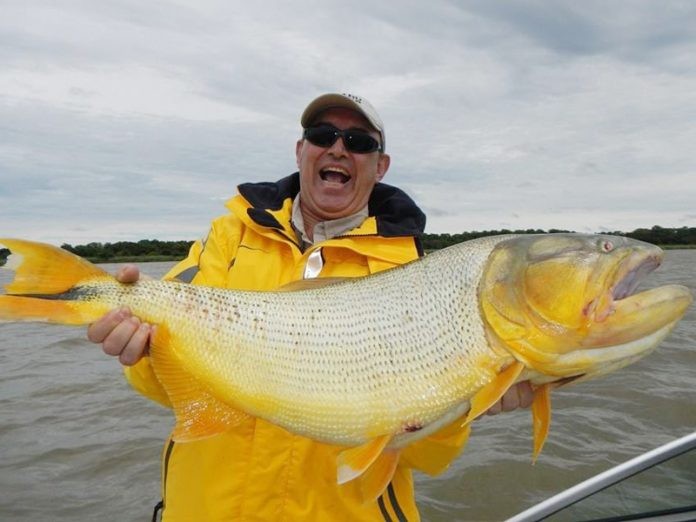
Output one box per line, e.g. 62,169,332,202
326,134,348,156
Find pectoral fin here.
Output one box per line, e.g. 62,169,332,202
462,361,525,425
531,383,551,462
150,325,251,441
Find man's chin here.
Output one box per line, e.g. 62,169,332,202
312,199,358,219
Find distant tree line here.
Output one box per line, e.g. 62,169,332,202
420,225,696,251
60,239,194,262
611,225,696,247
0,226,694,264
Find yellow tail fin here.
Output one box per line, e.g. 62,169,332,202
0,238,112,325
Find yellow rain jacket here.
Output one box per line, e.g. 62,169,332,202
125,173,471,521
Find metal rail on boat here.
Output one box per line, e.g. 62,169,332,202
506,431,696,522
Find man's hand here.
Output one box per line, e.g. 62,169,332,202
486,381,534,415
87,264,152,366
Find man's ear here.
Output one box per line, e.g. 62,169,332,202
376,153,390,182
295,139,304,169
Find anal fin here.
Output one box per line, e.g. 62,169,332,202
359,449,400,502
337,434,392,485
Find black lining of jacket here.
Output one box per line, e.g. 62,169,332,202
237,172,426,241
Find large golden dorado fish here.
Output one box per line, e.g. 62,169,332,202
0,234,691,500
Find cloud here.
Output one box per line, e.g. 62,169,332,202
1,1,695,244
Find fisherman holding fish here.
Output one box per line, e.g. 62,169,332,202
87,94,534,521
3,93,689,520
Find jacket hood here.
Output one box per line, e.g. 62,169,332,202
234,172,426,238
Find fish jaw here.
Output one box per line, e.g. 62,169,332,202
580,284,692,350
531,317,686,382
479,233,693,381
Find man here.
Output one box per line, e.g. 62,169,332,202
89,93,532,521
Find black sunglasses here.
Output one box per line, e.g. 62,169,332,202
303,125,382,154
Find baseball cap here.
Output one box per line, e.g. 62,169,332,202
301,93,386,151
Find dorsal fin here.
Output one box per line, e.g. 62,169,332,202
277,277,350,292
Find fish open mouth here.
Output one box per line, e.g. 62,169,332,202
584,248,690,343
611,254,661,300
538,268,689,381
320,168,351,184
583,253,663,323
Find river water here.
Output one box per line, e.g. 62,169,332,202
0,251,694,521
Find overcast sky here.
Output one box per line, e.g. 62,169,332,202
2,0,695,245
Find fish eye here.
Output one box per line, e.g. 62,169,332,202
599,240,614,253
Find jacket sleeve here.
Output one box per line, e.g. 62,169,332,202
122,215,242,406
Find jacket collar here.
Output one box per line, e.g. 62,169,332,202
231,172,426,238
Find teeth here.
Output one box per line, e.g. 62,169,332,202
320,167,351,184
321,167,350,176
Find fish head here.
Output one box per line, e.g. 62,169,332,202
479,234,692,383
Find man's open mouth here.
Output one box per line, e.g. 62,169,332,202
320,168,351,184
